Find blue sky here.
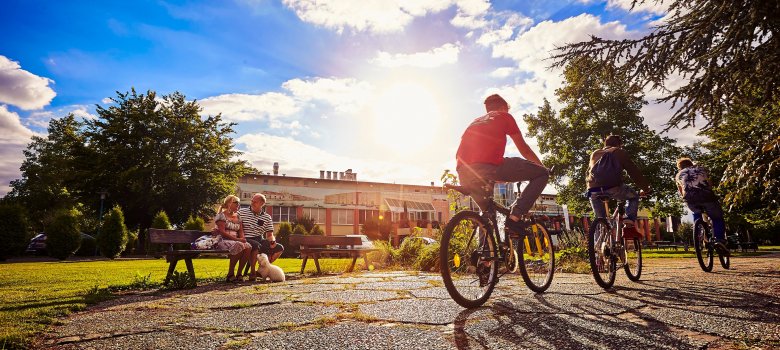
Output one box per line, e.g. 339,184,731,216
1,0,687,196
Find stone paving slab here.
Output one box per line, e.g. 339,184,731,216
38,254,780,349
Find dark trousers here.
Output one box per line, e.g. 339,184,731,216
457,158,549,217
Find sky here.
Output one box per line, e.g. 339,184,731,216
0,0,700,197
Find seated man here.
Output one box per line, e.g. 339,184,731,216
586,135,650,238
239,193,285,279
675,158,729,256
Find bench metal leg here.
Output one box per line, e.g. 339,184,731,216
363,254,370,271
165,259,179,285
348,255,358,272
313,255,322,274
184,258,196,286
301,255,308,274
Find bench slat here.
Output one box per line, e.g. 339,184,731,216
289,234,362,247
149,229,210,244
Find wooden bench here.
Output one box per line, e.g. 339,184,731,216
149,229,230,286
288,234,378,274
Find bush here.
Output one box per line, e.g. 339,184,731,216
557,246,590,273
310,224,324,236
183,215,205,231
98,205,128,259
74,234,97,256
370,240,398,267
47,208,82,260
414,243,440,272
147,210,172,255
0,203,33,260
396,237,424,266
293,216,316,233
277,222,293,257
123,229,138,256
292,224,307,236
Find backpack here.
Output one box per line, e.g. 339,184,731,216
589,148,623,188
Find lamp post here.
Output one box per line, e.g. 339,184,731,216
96,190,108,256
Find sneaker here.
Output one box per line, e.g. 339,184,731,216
713,240,731,257
476,264,491,287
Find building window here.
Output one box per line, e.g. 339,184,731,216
302,207,326,224
272,206,298,223
332,209,354,225
358,210,379,224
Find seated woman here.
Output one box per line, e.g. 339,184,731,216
214,195,252,282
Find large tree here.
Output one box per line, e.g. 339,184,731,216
525,57,682,217
84,89,251,233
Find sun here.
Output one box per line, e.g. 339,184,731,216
371,82,442,154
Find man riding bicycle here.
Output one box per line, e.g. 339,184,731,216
455,94,549,235
586,135,650,238
675,157,729,257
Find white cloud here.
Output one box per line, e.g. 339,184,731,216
450,0,491,29
282,0,453,34
489,67,518,78
199,92,300,122
0,55,57,110
607,0,668,15
371,43,460,68
475,13,534,47
0,105,36,196
281,77,373,114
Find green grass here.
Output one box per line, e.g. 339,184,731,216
0,257,361,349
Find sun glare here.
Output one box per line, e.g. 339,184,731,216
371,82,442,155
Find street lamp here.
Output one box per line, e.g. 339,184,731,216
96,190,108,256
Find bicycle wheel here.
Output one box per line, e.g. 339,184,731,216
440,210,498,308
588,218,616,289
518,223,555,293
623,238,642,281
693,220,713,272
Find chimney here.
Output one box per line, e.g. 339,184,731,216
327,171,332,180
320,170,325,179
339,172,344,180
332,170,337,180
273,162,279,175
431,181,434,186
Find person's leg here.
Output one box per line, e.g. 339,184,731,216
269,244,284,263
703,202,726,241
608,185,639,222
589,193,608,219
456,163,497,213
494,158,549,217
235,243,251,279
227,255,238,280
245,239,260,276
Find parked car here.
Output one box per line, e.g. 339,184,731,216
402,236,437,245
342,234,374,249
25,232,97,256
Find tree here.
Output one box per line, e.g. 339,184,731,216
7,115,88,231
82,89,251,245
47,208,82,260
0,203,32,260
183,215,206,231
524,57,682,216
98,205,129,259
551,0,779,130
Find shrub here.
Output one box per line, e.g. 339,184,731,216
183,215,205,231
164,270,195,290
47,208,82,260
123,229,138,256
557,246,589,273
310,224,324,236
293,224,307,236
0,203,32,260
396,237,424,267
293,216,315,233
98,205,128,259
151,210,172,229
370,240,398,267
677,222,693,244
414,242,440,272
277,222,293,257
74,234,97,256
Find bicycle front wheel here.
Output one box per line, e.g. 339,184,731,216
440,210,498,308
588,218,616,289
693,220,713,272
623,238,642,281
518,223,555,293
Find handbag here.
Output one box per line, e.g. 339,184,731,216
192,234,222,250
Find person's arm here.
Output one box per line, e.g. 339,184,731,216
509,132,543,166
237,223,247,243
615,148,650,192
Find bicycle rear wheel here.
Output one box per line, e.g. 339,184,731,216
440,210,498,308
588,218,616,289
693,220,713,272
623,238,642,281
518,223,555,293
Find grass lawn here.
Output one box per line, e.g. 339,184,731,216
0,256,362,349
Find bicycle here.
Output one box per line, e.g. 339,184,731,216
440,182,555,308
588,194,643,289
693,207,730,272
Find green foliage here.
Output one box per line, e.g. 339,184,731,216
183,215,205,231
151,210,172,229
361,217,391,241
440,169,465,213
557,228,587,250
74,234,97,257
371,240,399,267
523,57,682,217
46,208,82,260
677,222,694,243
310,224,324,236
164,271,195,290
396,237,424,265
293,216,316,233
292,224,307,236
557,247,590,273
414,243,440,272
124,229,138,256
98,205,128,259
277,222,293,257
0,203,32,260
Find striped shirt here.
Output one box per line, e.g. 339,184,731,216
238,207,274,239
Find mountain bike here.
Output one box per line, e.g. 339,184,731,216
693,207,730,272
588,194,643,289
440,183,555,308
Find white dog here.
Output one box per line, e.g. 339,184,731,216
257,253,285,282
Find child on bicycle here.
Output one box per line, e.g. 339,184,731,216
675,158,729,257
586,135,650,238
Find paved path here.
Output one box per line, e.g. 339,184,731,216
36,255,780,349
